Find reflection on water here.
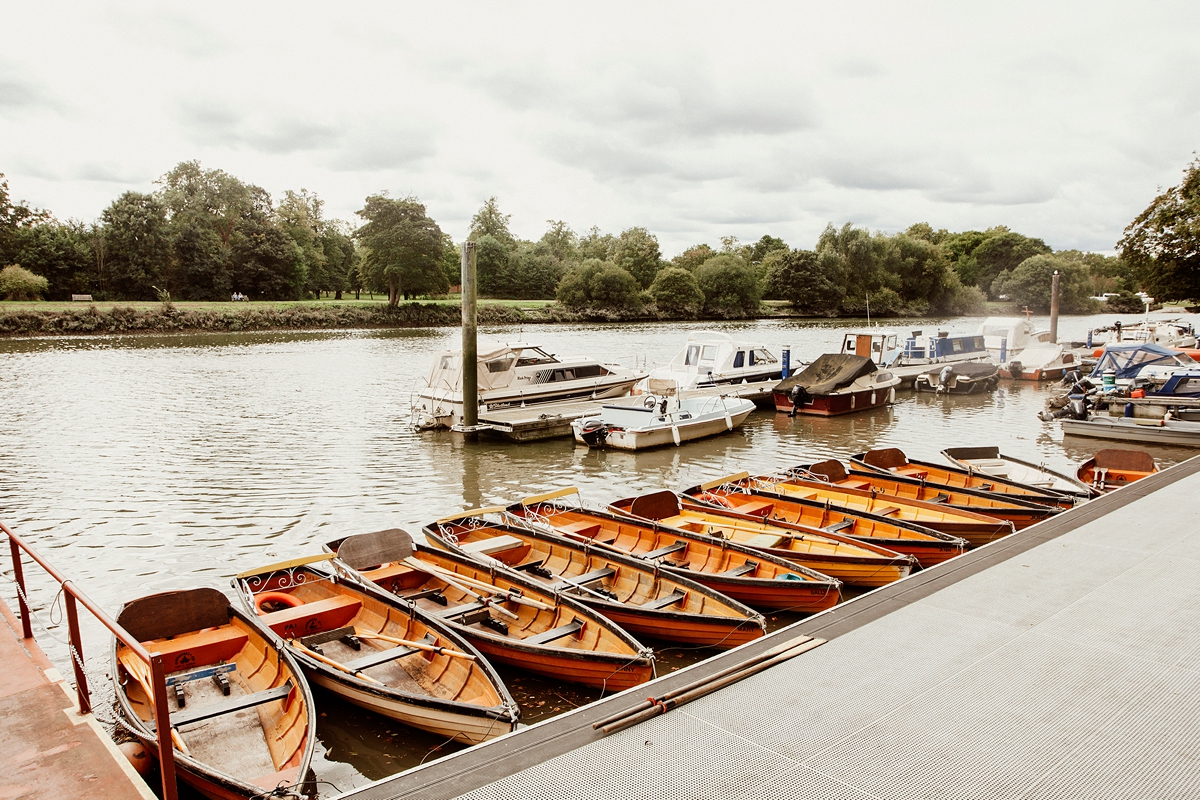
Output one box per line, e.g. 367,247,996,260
2,313,1198,793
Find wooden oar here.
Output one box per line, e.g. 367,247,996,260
170,728,191,756
405,558,551,613
290,640,383,685
356,631,477,661
598,636,825,734
399,558,521,620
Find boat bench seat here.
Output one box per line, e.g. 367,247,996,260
552,567,615,590
643,541,687,560
741,533,785,549
258,595,363,640
823,520,855,533
640,590,686,610
557,521,603,537
346,634,437,671
459,535,525,556
872,506,902,517
143,626,249,672
158,681,293,730
523,619,584,645
732,500,774,518
438,601,491,626
719,561,758,578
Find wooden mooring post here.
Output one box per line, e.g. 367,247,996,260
461,241,479,440
1050,269,1060,343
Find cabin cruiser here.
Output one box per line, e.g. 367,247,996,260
1088,319,1196,350
635,331,783,392
978,317,1075,381
840,331,994,386
1089,343,1199,388
413,342,642,429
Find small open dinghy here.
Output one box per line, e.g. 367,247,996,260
1076,448,1158,492
327,529,656,692
941,446,1097,500
112,587,316,800
573,387,755,450
234,552,518,745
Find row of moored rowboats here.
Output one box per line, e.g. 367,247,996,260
111,445,1154,799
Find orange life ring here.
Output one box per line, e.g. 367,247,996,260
255,591,304,615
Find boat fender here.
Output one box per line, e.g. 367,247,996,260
672,424,681,446
888,387,896,404
255,591,304,615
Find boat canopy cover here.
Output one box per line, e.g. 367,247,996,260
921,362,999,380
1089,343,1197,379
775,354,876,395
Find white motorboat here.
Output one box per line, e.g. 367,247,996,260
979,317,1076,381
839,331,994,386
572,388,756,450
1062,414,1200,447
635,331,783,392
414,343,642,429
1088,319,1196,350
913,362,1000,394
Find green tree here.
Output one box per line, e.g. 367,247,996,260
762,249,845,314
578,226,616,261
1119,157,1200,301
747,234,788,265
991,255,1099,313
9,220,94,300
355,193,447,306
556,259,641,312
100,191,171,299
230,216,304,300
0,264,49,299
672,243,716,271
815,223,880,313
473,234,513,296
277,189,329,298
468,196,516,247
611,226,661,289
0,173,49,268
971,230,1051,297
695,255,760,317
539,221,579,262
648,266,704,316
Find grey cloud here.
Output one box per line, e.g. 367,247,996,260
325,130,437,172
177,102,343,155
74,163,149,184
0,74,62,112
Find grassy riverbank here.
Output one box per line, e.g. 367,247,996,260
0,297,1034,338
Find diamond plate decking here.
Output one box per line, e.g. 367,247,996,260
339,455,1200,800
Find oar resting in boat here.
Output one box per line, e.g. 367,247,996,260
112,587,317,800
422,503,767,649
503,488,844,613
233,552,519,745
326,528,657,692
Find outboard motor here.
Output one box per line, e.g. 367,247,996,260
936,365,954,394
788,385,811,417
1067,397,1088,420
578,418,610,448
1007,360,1023,380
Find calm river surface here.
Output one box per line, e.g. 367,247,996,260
2,312,1197,793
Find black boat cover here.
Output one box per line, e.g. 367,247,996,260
919,361,999,384
774,354,876,395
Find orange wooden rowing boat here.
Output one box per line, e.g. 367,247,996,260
326,529,655,692
1076,448,1158,492
506,490,843,612
851,447,1077,509
422,510,766,649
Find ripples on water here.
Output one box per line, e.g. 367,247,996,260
2,313,1197,791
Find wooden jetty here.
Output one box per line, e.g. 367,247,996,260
452,380,777,441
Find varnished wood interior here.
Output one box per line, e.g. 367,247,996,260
793,466,1048,512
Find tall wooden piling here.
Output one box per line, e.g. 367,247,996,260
1049,269,1060,343
461,241,479,436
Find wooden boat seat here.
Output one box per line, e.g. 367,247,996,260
346,634,437,671
742,533,785,548
157,681,293,730
842,481,873,490
873,506,902,517
142,626,249,671
558,520,603,537
732,500,774,518
438,601,491,626
523,620,584,645
823,520,855,533
643,541,687,560
258,595,363,639
640,590,686,610
460,535,525,556
552,567,614,590
718,561,758,577
928,493,951,504
164,663,237,688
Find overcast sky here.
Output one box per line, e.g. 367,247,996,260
2,2,1198,256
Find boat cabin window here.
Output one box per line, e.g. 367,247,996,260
701,345,718,363
1170,377,1200,394
485,357,515,373
550,369,576,382
515,348,558,367
685,345,702,366
733,351,745,368
951,339,963,352
752,349,776,364
438,355,454,370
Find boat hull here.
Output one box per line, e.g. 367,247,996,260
466,637,654,691
941,446,1096,499
1062,416,1200,447
582,603,765,649
773,386,895,416
574,406,754,450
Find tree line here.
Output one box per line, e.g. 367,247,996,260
4,157,1197,315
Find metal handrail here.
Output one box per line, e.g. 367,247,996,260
1,521,178,800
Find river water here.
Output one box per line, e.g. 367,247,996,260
2,312,1197,793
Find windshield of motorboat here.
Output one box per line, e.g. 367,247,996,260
1091,344,1197,378
515,348,558,367
683,344,702,366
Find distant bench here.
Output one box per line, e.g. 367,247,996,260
71,294,93,302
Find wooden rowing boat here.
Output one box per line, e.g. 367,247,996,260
851,447,1076,509
507,490,843,612
112,588,316,800
792,459,1060,530
326,529,656,692
233,553,518,745
677,479,966,567
613,482,917,587
423,509,767,649
941,446,1097,500
684,470,1014,546
1076,448,1158,492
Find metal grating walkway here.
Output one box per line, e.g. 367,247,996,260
340,455,1200,800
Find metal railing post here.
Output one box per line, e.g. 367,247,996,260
150,654,179,800
63,586,91,715
8,537,32,639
